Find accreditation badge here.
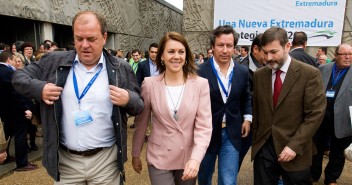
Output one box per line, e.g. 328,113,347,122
74,110,93,126
326,90,335,98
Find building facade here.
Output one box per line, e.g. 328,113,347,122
0,0,182,53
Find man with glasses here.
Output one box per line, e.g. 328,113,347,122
311,43,352,185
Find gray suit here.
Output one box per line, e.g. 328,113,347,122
319,62,352,138
311,62,352,183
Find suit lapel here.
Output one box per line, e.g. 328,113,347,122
322,63,333,90
146,60,151,77
205,62,223,103
153,75,182,132
175,77,195,123
263,67,274,111
275,60,300,108
227,63,238,102
336,66,352,100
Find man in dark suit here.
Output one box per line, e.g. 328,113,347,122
0,51,37,171
198,25,252,185
289,31,318,67
131,43,158,132
311,43,352,185
252,27,326,185
136,43,158,86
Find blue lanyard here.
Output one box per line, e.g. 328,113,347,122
210,57,234,97
73,62,103,105
331,63,348,88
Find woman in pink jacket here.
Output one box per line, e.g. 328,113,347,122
132,32,212,185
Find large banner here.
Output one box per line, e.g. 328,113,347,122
214,0,347,46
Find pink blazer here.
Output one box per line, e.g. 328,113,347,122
132,74,212,170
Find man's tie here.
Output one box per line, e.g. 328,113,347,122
273,70,282,107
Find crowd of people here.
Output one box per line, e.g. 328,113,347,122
0,10,351,185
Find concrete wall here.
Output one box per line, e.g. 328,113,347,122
183,0,352,59
0,0,183,52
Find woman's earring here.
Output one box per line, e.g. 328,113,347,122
184,60,188,65
161,60,165,65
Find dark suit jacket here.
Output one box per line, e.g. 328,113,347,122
0,64,29,123
198,59,252,152
290,48,318,67
136,59,151,86
252,58,326,171
319,63,352,138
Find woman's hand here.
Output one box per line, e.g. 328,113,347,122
182,159,200,180
132,157,143,173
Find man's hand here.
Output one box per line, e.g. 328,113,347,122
278,146,296,162
182,159,200,181
241,120,251,138
42,83,63,105
110,85,129,106
25,110,32,120
0,151,7,164
132,157,142,173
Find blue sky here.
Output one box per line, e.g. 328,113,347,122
165,0,183,10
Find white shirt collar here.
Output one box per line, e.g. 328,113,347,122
74,53,105,72
272,55,291,75
213,57,234,77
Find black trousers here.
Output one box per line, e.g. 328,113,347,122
311,113,352,184
254,137,312,185
3,115,28,167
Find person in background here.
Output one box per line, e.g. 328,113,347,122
318,54,328,65
289,31,318,67
20,42,35,65
11,43,17,54
0,51,36,171
129,49,142,74
132,31,212,185
316,46,332,63
311,43,352,185
12,11,143,184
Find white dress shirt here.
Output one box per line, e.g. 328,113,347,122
60,53,115,151
212,58,252,122
271,56,292,94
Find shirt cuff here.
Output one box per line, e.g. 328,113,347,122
243,114,252,123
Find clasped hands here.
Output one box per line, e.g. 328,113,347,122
42,83,129,106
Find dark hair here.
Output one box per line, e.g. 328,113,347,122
292,31,307,46
156,32,197,78
43,40,52,45
0,50,13,62
72,11,107,35
319,47,327,54
51,41,59,47
111,49,117,56
241,46,249,52
261,27,288,48
132,49,141,55
210,25,239,47
0,43,5,50
149,43,158,51
20,42,34,53
251,34,263,53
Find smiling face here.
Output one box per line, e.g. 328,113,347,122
212,33,234,65
262,40,290,70
161,39,186,75
73,12,107,69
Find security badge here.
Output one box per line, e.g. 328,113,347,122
326,89,335,98
74,110,93,126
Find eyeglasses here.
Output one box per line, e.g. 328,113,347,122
336,53,352,57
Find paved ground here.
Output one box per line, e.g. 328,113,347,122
0,119,351,184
